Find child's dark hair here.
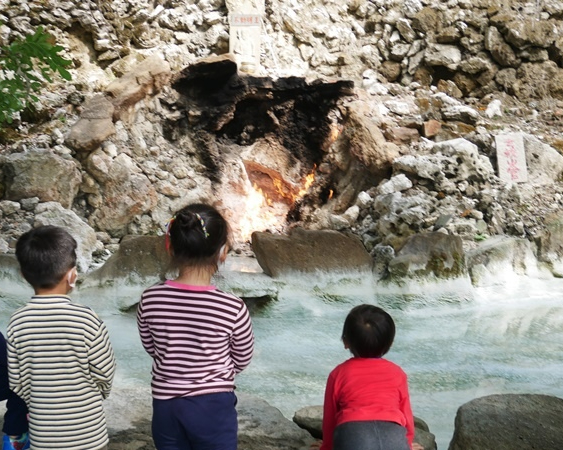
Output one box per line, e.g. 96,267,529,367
167,203,229,269
342,304,396,358
15,225,77,289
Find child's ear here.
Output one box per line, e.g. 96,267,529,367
219,245,228,264
66,267,78,289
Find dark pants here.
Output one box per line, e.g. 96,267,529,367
152,392,238,450
333,421,410,450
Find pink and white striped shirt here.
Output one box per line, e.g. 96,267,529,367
137,280,254,400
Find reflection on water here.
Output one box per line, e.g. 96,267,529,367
1,271,562,450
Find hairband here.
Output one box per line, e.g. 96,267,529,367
195,213,210,239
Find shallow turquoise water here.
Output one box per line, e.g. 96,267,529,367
2,272,562,450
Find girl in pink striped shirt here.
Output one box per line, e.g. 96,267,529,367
137,204,254,450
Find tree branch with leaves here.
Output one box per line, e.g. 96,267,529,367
0,26,72,125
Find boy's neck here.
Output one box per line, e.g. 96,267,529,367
34,280,72,296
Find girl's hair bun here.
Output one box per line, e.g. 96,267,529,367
167,203,229,269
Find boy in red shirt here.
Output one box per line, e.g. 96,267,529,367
320,304,422,450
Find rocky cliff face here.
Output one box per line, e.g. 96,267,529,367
2,0,563,280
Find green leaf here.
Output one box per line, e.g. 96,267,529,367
0,26,73,126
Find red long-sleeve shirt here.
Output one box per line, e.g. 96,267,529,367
320,357,415,450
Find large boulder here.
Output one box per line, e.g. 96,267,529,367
79,235,169,311
0,254,30,297
85,152,158,236
535,212,563,276
448,394,563,450
522,134,563,185
387,232,466,280
251,228,373,277
237,393,315,450
65,95,116,154
105,55,172,120
2,150,82,208
340,103,399,179
466,236,543,285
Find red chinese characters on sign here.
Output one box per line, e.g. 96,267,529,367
230,14,261,26
503,138,520,181
495,133,528,183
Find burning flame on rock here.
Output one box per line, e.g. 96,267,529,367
238,167,317,242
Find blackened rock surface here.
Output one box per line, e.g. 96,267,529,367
172,57,354,179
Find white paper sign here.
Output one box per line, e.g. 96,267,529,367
495,133,528,183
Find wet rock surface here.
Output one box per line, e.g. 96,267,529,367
448,394,563,450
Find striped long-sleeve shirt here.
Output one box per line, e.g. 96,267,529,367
137,280,254,399
7,295,116,450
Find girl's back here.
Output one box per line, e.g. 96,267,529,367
138,280,254,399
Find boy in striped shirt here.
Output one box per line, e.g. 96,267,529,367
7,225,116,450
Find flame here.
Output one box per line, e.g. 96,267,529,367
328,189,334,200
296,167,316,199
238,167,317,242
238,183,281,242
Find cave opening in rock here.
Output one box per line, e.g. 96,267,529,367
169,56,354,244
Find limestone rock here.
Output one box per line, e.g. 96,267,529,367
513,61,560,100
466,236,540,286
103,389,314,450
387,232,466,280
485,26,520,68
535,212,563,276
80,235,169,309
251,228,373,277
292,405,323,439
341,103,399,178
105,55,172,120
411,7,443,34
448,394,563,450
425,43,462,70
65,95,116,154
431,138,494,182
2,150,82,209
238,393,316,450
522,134,563,185
34,202,98,272
503,18,558,49
87,154,158,236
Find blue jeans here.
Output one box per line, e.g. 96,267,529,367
333,421,410,450
152,392,238,450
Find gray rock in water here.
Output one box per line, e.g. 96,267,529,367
387,231,466,280
466,235,542,285
80,235,170,310
293,405,323,439
251,228,373,278
238,393,314,450
448,394,563,450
